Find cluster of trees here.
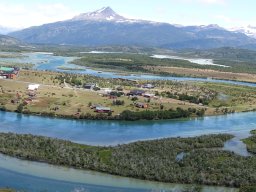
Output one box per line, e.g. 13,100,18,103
119,107,205,121
112,100,125,106
14,106,205,121
55,73,137,88
242,130,256,154
110,91,124,97
162,91,213,105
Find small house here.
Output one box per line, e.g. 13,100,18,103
90,104,102,109
142,84,155,89
95,106,112,113
128,89,146,96
28,84,40,91
99,88,112,94
84,83,97,90
135,102,149,108
0,67,19,79
143,93,155,98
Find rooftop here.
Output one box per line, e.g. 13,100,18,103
0,67,14,72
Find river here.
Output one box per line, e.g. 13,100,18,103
1,52,256,87
0,110,255,191
0,52,254,191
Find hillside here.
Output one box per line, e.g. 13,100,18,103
0,35,22,46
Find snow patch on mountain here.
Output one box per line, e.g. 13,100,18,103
229,25,256,38
72,7,126,21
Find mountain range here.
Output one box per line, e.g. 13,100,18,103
229,25,256,39
8,7,256,49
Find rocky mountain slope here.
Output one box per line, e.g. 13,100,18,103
8,7,256,49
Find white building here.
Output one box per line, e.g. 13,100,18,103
28,84,40,91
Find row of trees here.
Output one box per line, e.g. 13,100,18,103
119,107,205,121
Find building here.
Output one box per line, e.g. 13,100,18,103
142,84,155,89
143,93,155,98
95,106,112,113
0,67,19,79
28,84,40,91
90,104,102,109
84,83,97,90
135,102,149,108
128,89,146,96
99,88,112,94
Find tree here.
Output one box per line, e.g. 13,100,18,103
16,104,24,113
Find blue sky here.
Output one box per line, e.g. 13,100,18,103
0,0,255,29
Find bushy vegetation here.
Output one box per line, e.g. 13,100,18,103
119,107,205,121
177,47,256,74
239,186,256,192
55,73,137,87
2,132,256,188
161,91,215,105
72,53,218,76
72,49,256,75
242,130,256,154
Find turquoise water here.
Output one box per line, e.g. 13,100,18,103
0,52,254,191
1,52,256,87
0,154,237,192
1,111,255,146
0,110,251,191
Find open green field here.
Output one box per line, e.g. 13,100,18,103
1,70,255,119
0,70,206,119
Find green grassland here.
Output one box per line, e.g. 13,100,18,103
1,70,255,119
0,70,207,119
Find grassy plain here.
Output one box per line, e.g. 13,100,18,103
1,70,255,118
0,70,206,118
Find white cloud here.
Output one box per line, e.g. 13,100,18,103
176,0,227,5
0,3,78,29
199,0,227,4
214,15,255,28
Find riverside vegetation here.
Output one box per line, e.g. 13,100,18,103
242,129,256,154
66,48,256,83
1,132,256,189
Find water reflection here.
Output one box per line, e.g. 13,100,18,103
0,154,238,192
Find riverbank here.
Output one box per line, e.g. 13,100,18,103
0,132,256,188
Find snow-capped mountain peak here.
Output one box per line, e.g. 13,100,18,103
229,25,256,39
72,7,126,21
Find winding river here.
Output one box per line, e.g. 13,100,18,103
1,52,256,87
1,111,250,191
0,52,255,191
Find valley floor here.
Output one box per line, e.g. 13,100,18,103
0,70,256,120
